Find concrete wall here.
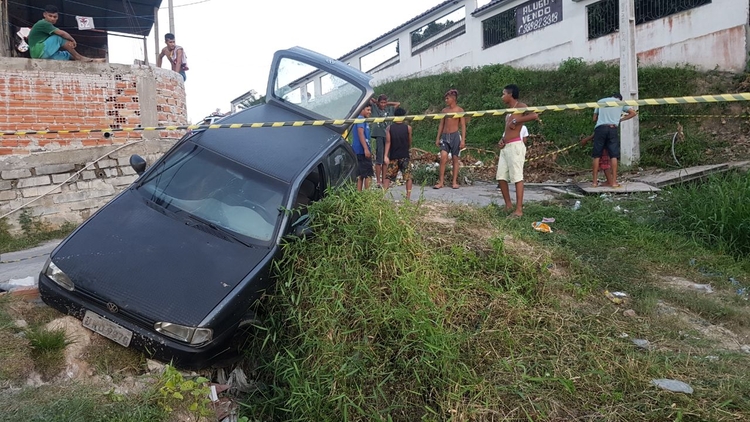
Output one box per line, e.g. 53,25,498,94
0,140,174,231
332,0,748,87
0,58,188,232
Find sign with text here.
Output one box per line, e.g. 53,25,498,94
76,16,95,30
516,0,562,36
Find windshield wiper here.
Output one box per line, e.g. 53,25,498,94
182,213,252,247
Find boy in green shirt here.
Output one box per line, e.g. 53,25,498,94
27,5,101,62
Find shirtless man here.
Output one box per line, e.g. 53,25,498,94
157,33,188,81
434,89,467,189
496,84,538,218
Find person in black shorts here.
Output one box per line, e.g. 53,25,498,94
351,104,374,191
434,89,466,189
383,108,413,200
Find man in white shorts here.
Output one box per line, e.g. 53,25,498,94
496,84,538,218
497,125,528,190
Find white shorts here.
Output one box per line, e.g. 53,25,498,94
496,141,526,183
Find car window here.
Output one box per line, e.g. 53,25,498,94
136,142,286,244
274,57,366,120
326,145,356,187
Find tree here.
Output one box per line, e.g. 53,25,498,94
237,89,264,110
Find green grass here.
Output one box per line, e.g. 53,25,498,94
0,210,76,254
237,185,750,421
26,326,73,378
0,384,166,422
657,171,750,259
374,59,743,170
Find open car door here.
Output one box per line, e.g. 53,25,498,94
265,46,375,135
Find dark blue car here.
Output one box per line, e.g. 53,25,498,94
39,47,373,369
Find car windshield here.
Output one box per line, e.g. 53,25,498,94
273,57,366,120
136,142,286,244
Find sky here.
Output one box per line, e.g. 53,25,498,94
106,0,491,123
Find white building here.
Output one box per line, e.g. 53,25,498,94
345,0,747,82
231,0,747,111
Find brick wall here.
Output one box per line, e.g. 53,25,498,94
0,58,188,232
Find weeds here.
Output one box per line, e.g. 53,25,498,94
0,212,76,254
153,364,213,418
0,384,166,422
376,60,740,171
236,185,750,421
26,326,73,377
658,171,750,259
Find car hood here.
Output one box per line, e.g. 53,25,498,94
51,189,272,326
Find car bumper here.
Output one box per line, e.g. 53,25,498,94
38,273,236,370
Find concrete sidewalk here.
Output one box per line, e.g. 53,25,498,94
0,239,60,284
384,180,555,206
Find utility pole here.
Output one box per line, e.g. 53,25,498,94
619,0,639,165
168,0,175,34
0,0,10,57
153,7,160,64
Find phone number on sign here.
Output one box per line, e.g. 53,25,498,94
518,12,560,35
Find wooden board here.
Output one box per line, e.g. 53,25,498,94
577,181,661,194
634,164,729,187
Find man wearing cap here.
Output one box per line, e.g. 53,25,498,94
591,93,637,187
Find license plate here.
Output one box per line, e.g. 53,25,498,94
82,310,133,347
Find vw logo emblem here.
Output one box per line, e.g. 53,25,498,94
107,302,119,313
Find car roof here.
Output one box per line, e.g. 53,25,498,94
188,103,344,184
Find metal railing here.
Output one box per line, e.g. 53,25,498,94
482,8,517,49
587,0,713,40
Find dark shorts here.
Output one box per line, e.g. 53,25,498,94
373,137,385,164
440,132,461,156
386,157,411,181
356,154,374,178
592,125,620,160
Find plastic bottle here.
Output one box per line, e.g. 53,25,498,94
572,200,581,211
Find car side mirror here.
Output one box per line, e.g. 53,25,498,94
130,154,147,175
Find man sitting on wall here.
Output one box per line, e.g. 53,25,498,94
28,5,103,62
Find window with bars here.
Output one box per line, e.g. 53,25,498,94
587,0,713,40
482,8,517,49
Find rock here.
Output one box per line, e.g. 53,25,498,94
45,316,93,381
651,378,693,394
623,309,637,318
146,359,166,374
632,339,652,350
13,320,28,329
741,345,750,354
25,372,46,387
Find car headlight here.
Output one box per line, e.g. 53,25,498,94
44,259,75,291
154,322,213,345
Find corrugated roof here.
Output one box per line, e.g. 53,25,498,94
10,0,163,36
337,0,460,61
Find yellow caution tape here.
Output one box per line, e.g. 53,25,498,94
2,93,749,136
645,114,750,119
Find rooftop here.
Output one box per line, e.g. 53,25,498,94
9,0,163,36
